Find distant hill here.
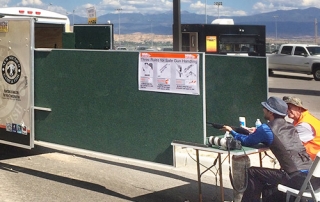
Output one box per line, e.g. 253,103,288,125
69,7,320,38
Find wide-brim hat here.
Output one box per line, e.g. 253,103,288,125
261,96,288,116
282,96,307,110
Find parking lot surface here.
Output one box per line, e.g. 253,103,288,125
0,71,318,202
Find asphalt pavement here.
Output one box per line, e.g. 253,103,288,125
0,71,319,202
268,71,320,118
0,141,234,202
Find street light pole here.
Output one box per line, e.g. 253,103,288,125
214,2,222,19
148,19,154,47
48,3,52,11
273,15,278,49
205,0,207,24
73,10,75,27
315,18,318,45
151,21,153,47
116,8,122,46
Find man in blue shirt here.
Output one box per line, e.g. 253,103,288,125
222,96,313,202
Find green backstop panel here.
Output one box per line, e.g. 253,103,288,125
34,50,204,165
205,55,268,137
62,32,75,49
74,25,112,49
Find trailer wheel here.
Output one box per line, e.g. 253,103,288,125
313,67,320,81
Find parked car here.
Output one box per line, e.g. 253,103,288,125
161,47,173,51
145,48,157,51
135,46,148,51
116,47,127,50
267,44,320,81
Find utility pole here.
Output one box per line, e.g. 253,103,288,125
205,0,207,24
116,8,122,46
173,0,181,51
151,21,153,47
273,15,278,49
315,18,318,45
71,9,75,32
214,2,222,19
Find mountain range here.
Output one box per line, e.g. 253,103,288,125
68,7,320,38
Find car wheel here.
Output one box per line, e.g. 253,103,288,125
313,67,320,81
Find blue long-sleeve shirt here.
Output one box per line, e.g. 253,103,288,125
230,124,274,147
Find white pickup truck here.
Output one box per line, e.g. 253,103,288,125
268,44,320,81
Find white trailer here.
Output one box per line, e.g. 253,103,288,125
0,7,72,149
0,7,70,32
0,7,71,48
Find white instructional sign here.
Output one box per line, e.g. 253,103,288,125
139,52,200,95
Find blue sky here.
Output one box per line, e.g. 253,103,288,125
1,0,320,17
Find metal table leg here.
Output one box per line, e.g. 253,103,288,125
196,149,203,202
218,153,224,202
259,152,263,167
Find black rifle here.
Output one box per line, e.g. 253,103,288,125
206,122,250,135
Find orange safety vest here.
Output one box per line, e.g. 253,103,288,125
293,111,320,160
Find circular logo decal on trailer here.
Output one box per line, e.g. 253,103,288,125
2,55,22,85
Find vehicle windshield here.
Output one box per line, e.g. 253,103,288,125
306,47,320,56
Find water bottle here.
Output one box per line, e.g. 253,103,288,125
239,117,246,127
255,119,262,128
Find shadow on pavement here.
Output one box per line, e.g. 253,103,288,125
269,88,320,96
0,143,234,202
132,184,228,202
0,161,133,201
269,73,313,81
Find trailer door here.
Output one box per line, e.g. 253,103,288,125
0,18,34,149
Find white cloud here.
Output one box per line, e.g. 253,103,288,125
231,10,247,16
252,2,275,13
189,1,246,17
101,0,120,8
253,0,320,14
20,0,43,6
301,0,320,7
48,5,68,15
189,1,204,13
97,0,172,15
0,0,10,7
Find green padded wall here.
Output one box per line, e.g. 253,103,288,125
74,25,112,49
34,50,204,165
62,32,75,49
205,55,267,136
34,50,267,165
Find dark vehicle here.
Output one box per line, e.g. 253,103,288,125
135,46,148,51
161,47,173,51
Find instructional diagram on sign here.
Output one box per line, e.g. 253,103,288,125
138,52,199,95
